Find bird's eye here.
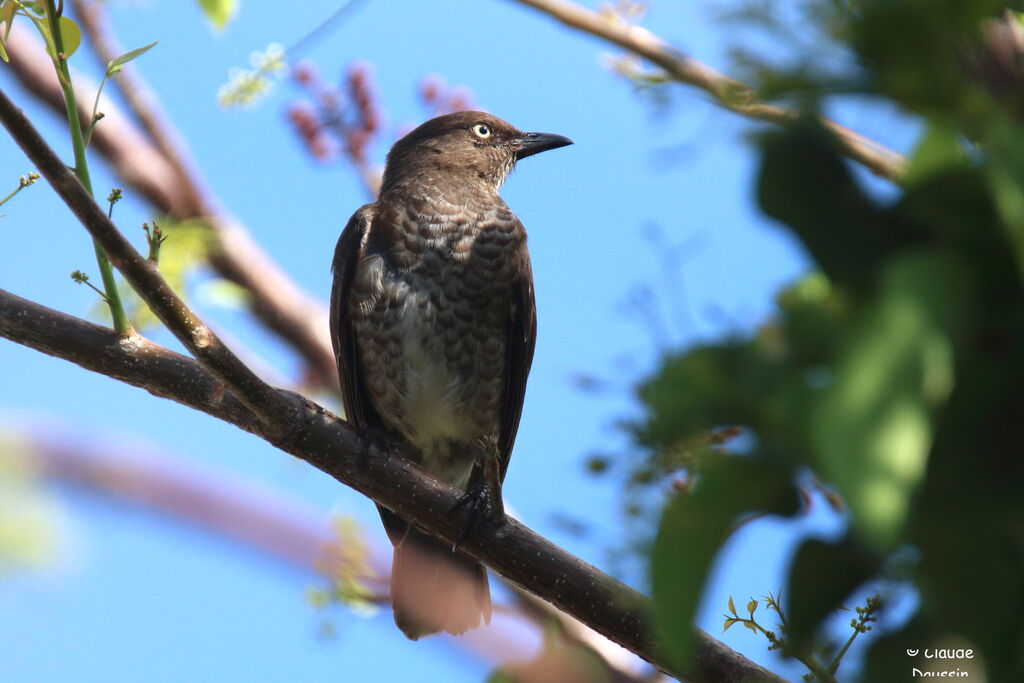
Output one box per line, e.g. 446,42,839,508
471,123,492,139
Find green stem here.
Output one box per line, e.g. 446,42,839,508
0,182,27,208
44,0,130,335
827,629,860,676
740,612,834,683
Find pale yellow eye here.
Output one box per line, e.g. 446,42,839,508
471,123,492,138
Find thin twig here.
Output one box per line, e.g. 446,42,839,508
0,84,293,433
4,24,339,389
506,0,907,181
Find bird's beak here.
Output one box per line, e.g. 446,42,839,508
515,132,574,160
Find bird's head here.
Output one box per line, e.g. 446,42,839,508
380,111,572,195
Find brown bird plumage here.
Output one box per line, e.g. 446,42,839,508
330,111,571,639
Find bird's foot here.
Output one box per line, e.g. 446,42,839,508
450,437,505,552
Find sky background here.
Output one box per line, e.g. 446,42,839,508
1,1,918,681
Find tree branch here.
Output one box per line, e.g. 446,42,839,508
506,0,907,181
0,288,786,683
0,84,293,432
22,427,658,682
3,26,339,389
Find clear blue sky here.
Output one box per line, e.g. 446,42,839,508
0,1,916,681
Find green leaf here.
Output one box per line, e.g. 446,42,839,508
58,16,80,58
106,41,158,75
904,123,966,186
2,0,16,41
758,119,922,285
909,324,1024,679
810,249,965,550
727,595,736,616
197,0,237,30
651,458,799,674
746,598,757,617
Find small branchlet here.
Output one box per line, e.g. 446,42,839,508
308,516,381,623
106,187,122,218
217,43,287,108
142,221,166,263
825,594,882,676
83,110,105,147
70,269,109,302
723,591,883,682
0,172,41,211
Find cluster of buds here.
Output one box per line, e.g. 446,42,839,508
285,59,381,163
418,74,475,116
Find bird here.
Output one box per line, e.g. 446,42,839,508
329,111,572,640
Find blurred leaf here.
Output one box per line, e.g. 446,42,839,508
810,249,966,551
0,433,58,572
91,218,215,330
785,536,879,653
911,335,1024,680
904,123,967,186
2,1,15,40
199,278,251,310
486,672,518,683
196,0,237,31
987,164,1024,274
985,117,1024,275
635,341,782,449
852,0,1004,121
758,119,923,285
313,516,378,614
651,457,799,673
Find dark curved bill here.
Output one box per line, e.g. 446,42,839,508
515,132,574,160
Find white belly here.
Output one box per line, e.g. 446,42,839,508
393,296,476,451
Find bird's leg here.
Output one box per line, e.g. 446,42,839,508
451,436,505,551
480,436,505,521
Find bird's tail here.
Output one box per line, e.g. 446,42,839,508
389,525,492,640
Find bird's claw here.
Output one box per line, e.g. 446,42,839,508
450,477,503,552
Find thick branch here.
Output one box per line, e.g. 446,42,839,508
0,288,786,683
0,85,293,431
507,0,907,181
24,428,657,682
3,27,339,389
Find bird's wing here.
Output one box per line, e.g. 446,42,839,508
331,205,412,548
335,204,415,548
498,242,538,482
330,204,377,429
